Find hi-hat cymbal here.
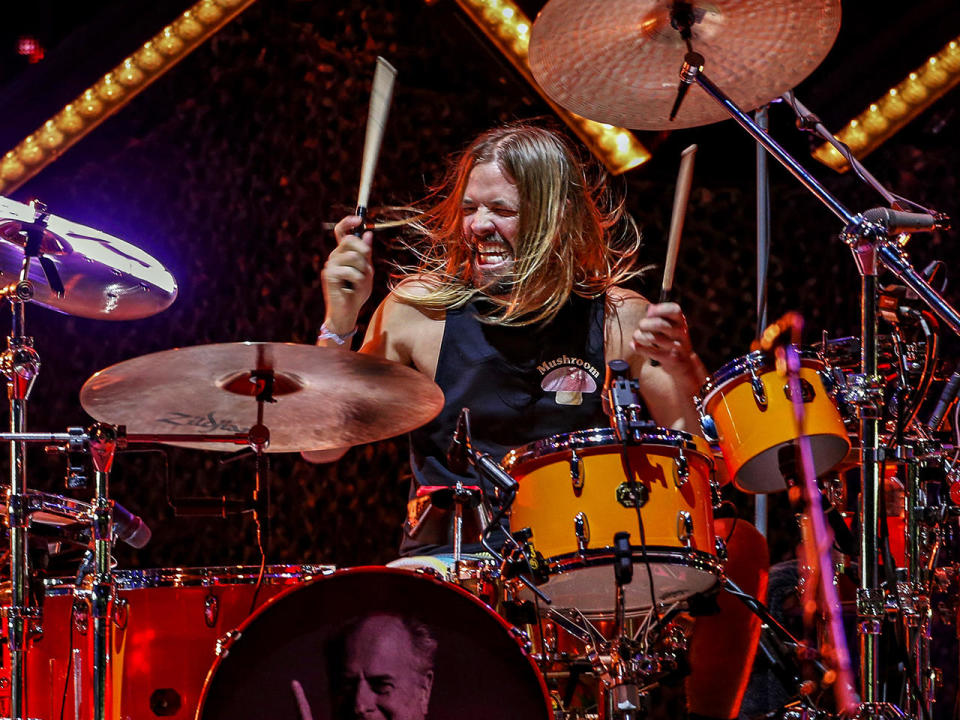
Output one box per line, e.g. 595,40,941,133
79,342,444,452
0,196,177,320
529,0,841,130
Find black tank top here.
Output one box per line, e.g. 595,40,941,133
401,295,609,555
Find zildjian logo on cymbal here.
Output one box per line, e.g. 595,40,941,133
157,412,246,433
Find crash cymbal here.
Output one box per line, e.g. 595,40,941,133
529,0,841,130
79,342,444,452
0,196,177,320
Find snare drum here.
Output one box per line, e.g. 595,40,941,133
18,565,331,720
502,427,721,617
197,567,552,720
700,350,850,493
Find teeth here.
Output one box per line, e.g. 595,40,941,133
477,241,510,256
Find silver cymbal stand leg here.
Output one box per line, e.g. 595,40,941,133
2,272,41,720
88,424,119,720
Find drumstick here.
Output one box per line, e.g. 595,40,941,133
660,144,697,304
290,680,314,720
356,56,398,227
343,56,397,291
650,144,696,366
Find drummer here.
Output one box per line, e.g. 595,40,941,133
314,122,768,720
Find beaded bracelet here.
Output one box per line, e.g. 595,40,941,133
318,322,358,346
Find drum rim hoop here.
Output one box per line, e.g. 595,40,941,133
502,425,702,470
42,564,337,592
699,348,824,402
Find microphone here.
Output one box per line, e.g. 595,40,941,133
447,407,470,474
112,502,152,548
927,363,960,431
474,452,518,493
669,51,704,121
862,207,950,235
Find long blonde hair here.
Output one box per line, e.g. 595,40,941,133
393,123,645,325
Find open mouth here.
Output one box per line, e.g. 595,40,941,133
475,240,513,266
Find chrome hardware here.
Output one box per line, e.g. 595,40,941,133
677,511,693,546
714,536,728,562
749,367,767,410
216,629,242,657
509,625,532,653
570,448,583,496
111,596,129,631
574,511,590,554
204,592,220,628
673,451,689,488
782,377,815,403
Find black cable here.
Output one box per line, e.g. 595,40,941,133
248,506,267,617
617,441,658,616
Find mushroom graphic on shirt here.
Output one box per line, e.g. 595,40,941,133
541,365,598,406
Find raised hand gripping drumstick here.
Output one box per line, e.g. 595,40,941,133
650,144,697,366
344,56,397,291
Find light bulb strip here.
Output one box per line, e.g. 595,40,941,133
813,35,960,172
0,0,259,195
450,0,650,174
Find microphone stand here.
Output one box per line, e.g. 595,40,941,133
669,53,960,718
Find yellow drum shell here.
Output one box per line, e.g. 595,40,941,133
503,427,721,618
701,353,850,494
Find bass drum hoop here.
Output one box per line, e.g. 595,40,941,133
196,566,553,720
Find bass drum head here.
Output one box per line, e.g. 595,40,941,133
197,567,551,720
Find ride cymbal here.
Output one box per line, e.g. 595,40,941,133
529,0,841,129
80,342,444,452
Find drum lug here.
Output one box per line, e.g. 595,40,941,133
750,369,767,410
673,452,689,489
204,592,220,628
569,448,584,496
111,596,129,631
215,629,242,657
509,625,532,654
676,511,694,547
714,536,728,562
574,512,590,555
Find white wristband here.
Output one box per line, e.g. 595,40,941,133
318,322,358,346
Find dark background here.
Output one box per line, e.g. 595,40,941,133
0,0,957,577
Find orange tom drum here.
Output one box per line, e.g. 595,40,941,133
502,426,721,618
699,350,850,494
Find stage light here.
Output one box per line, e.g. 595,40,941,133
0,0,259,195
437,0,651,174
813,35,960,172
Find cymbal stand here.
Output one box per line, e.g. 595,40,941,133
671,53,960,718
87,424,118,720
1,224,43,720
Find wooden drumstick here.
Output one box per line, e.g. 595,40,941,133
356,56,398,228
660,144,697,304
651,144,697,366
344,56,397,291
